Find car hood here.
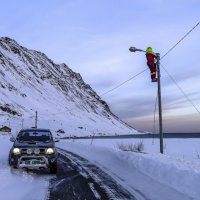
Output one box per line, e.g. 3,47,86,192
13,141,55,148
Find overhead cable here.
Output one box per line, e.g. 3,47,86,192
100,68,148,97
100,21,200,96
161,21,200,60
12,22,200,118
161,64,200,114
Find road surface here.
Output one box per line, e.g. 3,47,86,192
47,148,138,200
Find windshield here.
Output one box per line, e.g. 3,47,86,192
17,130,52,142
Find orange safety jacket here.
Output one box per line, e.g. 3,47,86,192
146,52,157,67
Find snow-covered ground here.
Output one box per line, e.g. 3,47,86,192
73,137,200,160
1,133,200,200
57,138,200,200
0,134,50,200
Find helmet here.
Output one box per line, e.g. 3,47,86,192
146,47,153,53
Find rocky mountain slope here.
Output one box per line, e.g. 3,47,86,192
0,37,137,136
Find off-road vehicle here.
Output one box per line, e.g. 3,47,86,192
9,128,58,174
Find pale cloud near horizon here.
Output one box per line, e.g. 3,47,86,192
0,0,200,132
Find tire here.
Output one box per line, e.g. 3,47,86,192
8,154,14,167
49,164,57,174
8,155,11,166
8,154,18,168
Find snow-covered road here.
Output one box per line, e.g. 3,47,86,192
1,134,200,200
0,134,50,200
48,148,136,199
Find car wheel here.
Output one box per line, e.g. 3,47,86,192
8,155,18,168
8,157,11,166
8,154,12,166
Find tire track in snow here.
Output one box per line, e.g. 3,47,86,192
47,148,138,200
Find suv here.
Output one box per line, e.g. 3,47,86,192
9,128,58,174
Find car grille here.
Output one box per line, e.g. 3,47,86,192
21,148,46,155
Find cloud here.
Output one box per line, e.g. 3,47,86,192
125,111,200,133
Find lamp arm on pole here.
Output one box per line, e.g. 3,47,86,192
129,47,146,53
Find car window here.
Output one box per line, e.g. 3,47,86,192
17,131,52,142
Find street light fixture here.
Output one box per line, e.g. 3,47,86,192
129,46,164,154
129,47,146,53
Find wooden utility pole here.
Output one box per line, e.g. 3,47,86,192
157,53,164,154
129,47,164,153
35,111,38,128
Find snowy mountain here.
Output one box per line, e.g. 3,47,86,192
0,37,137,136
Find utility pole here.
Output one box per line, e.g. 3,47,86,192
35,111,38,128
156,53,164,154
129,47,164,154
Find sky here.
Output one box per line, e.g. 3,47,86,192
0,0,200,133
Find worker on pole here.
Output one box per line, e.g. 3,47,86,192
146,47,158,82
129,46,163,153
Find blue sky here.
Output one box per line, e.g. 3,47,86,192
0,0,200,132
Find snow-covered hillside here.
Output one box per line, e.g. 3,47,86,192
0,37,137,136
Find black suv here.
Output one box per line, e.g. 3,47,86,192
9,128,58,174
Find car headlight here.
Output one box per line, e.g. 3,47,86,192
46,148,54,154
13,148,21,155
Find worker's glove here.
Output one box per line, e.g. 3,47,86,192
156,53,160,57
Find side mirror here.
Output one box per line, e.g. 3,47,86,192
10,136,16,142
54,139,60,143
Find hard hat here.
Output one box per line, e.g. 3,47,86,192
146,47,153,53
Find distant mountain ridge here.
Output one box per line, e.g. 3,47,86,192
0,37,137,136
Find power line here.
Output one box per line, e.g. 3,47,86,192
34,18,200,117
161,21,200,60
161,64,200,115
100,21,200,97
12,22,199,119
100,68,148,97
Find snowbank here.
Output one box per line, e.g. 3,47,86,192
58,140,200,200
122,151,200,199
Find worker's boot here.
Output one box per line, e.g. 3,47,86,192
152,78,158,82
